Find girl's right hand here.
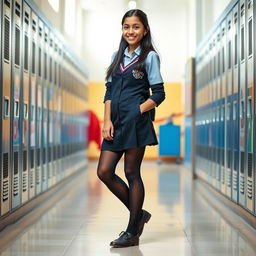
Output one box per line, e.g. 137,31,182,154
102,120,114,141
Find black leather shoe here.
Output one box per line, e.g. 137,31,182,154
138,209,151,237
110,231,139,248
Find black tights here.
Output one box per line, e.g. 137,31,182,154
97,147,146,235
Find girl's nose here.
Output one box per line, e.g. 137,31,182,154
128,28,134,34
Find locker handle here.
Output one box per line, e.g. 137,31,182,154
4,97,10,118
24,103,28,119
247,98,252,118
14,100,19,118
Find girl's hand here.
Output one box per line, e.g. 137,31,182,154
102,120,114,141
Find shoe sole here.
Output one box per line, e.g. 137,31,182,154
111,241,139,248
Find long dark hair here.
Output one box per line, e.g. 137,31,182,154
106,9,156,81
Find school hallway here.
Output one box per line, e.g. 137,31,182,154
0,161,255,256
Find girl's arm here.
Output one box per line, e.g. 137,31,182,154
140,81,165,114
102,100,114,141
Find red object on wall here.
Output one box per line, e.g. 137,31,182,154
88,110,102,150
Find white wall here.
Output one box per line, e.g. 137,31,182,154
82,0,195,82
140,0,191,82
82,1,127,82
32,0,231,83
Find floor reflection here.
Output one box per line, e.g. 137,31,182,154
0,160,255,256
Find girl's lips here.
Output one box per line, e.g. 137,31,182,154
126,36,136,40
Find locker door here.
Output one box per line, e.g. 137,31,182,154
1,0,12,216
220,19,227,195
56,41,63,181
246,0,254,212
215,27,221,191
208,39,214,185
60,50,65,180
0,0,2,217
47,31,55,186
239,0,247,207
28,11,37,199
254,1,256,217
42,24,50,189
211,29,219,187
203,48,209,181
52,36,58,183
21,2,31,204
212,32,218,188
35,18,43,195
226,12,233,198
11,0,23,210
202,49,208,181
232,4,240,204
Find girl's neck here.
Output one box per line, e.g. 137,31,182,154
128,44,140,55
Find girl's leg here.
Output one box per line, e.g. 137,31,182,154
124,146,146,235
97,150,130,209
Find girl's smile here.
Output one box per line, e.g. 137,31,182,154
122,16,148,52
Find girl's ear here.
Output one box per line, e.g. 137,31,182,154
144,26,149,36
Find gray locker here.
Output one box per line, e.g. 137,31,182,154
0,0,88,224
52,36,59,184
208,36,214,186
48,30,55,187
232,4,240,204
226,11,233,199
0,0,2,217
245,0,254,212
28,10,37,199
35,18,43,195
214,32,219,188
21,2,30,204
57,44,63,182
41,26,48,191
215,26,222,191
1,0,12,216
239,0,247,207
11,0,23,209
220,19,227,195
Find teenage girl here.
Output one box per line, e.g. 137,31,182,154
97,9,165,248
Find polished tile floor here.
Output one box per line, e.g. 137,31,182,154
0,160,256,256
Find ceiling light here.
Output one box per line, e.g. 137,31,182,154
128,1,137,9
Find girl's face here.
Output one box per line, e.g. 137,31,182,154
122,16,147,50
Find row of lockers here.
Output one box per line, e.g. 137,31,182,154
0,0,88,219
195,0,255,216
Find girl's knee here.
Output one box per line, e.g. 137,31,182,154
125,169,138,182
97,165,111,181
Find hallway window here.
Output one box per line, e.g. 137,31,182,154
65,0,76,37
48,0,59,12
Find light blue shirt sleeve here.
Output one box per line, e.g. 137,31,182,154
107,51,117,83
145,51,164,85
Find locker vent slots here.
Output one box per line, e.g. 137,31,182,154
4,18,10,61
4,0,10,8
15,2,21,17
3,153,9,179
